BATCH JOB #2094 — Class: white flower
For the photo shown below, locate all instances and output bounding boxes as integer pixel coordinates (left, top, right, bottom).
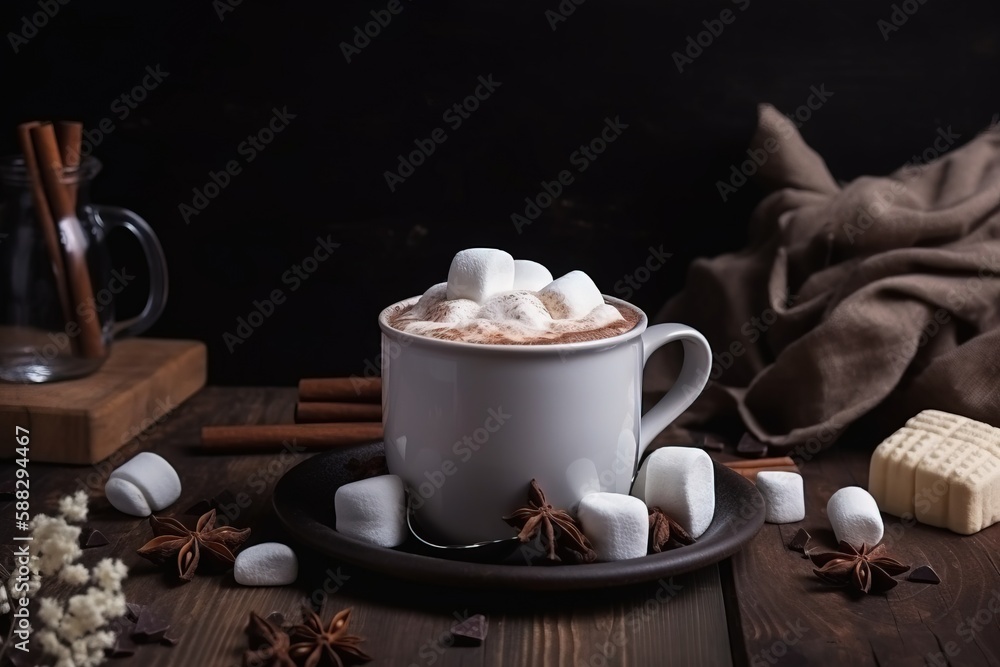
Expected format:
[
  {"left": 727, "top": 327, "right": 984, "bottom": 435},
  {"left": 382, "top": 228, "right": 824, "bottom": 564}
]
[
  {"left": 60, "top": 564, "right": 90, "bottom": 586},
  {"left": 37, "top": 629, "right": 73, "bottom": 667},
  {"left": 38, "top": 597, "right": 66, "bottom": 626},
  {"left": 31, "top": 491, "right": 131, "bottom": 667},
  {"left": 69, "top": 631, "right": 115, "bottom": 667},
  {"left": 58, "top": 490, "right": 90, "bottom": 523},
  {"left": 92, "top": 558, "right": 128, "bottom": 592},
  {"left": 30, "top": 513, "right": 82, "bottom": 576}
]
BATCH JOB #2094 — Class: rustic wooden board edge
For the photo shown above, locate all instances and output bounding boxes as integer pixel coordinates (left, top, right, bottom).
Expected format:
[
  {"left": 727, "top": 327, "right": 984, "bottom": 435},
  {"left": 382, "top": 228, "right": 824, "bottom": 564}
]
[
  {"left": 83, "top": 341, "right": 208, "bottom": 463},
  {"left": 1, "top": 340, "right": 208, "bottom": 464}
]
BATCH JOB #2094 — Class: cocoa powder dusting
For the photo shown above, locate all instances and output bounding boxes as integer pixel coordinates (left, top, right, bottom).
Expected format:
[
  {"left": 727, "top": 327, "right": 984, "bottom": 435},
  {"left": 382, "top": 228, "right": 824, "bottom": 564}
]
[{"left": 388, "top": 301, "right": 640, "bottom": 345}]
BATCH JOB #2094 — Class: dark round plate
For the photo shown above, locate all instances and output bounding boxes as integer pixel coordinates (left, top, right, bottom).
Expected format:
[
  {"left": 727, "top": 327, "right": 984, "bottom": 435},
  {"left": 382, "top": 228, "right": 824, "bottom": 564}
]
[{"left": 273, "top": 442, "right": 765, "bottom": 591}]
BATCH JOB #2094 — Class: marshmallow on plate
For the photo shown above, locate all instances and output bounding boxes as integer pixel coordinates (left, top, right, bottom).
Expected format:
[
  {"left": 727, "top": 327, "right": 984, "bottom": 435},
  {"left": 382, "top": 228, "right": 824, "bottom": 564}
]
[
  {"left": 335, "top": 474, "right": 407, "bottom": 548},
  {"left": 538, "top": 270, "right": 605, "bottom": 319},
  {"left": 104, "top": 452, "right": 182, "bottom": 517},
  {"left": 631, "top": 447, "right": 715, "bottom": 538},
  {"left": 234, "top": 542, "right": 298, "bottom": 586},
  {"left": 512, "top": 260, "right": 554, "bottom": 291},
  {"left": 756, "top": 472, "right": 805, "bottom": 524},
  {"left": 446, "top": 248, "right": 514, "bottom": 303},
  {"left": 827, "top": 486, "right": 883, "bottom": 548},
  {"left": 577, "top": 492, "right": 649, "bottom": 561}
]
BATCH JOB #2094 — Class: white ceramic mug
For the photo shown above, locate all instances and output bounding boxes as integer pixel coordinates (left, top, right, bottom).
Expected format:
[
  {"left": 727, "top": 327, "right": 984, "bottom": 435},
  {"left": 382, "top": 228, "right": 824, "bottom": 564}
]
[{"left": 378, "top": 295, "right": 713, "bottom": 544}]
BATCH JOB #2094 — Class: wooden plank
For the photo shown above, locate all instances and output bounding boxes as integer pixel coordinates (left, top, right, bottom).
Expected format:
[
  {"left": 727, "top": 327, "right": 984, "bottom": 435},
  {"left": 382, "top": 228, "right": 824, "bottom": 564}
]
[
  {"left": 0, "top": 339, "right": 206, "bottom": 463},
  {"left": 0, "top": 387, "right": 733, "bottom": 666},
  {"left": 728, "top": 445, "right": 1000, "bottom": 666}
]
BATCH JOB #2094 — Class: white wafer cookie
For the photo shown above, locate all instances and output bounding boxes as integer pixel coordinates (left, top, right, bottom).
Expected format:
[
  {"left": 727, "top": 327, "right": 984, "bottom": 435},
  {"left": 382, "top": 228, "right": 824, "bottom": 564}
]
[{"left": 869, "top": 410, "right": 1000, "bottom": 535}]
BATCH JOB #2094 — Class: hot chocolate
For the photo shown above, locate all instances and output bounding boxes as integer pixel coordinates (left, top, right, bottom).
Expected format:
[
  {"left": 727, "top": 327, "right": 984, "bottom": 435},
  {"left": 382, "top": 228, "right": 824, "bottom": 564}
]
[{"left": 386, "top": 248, "right": 641, "bottom": 345}]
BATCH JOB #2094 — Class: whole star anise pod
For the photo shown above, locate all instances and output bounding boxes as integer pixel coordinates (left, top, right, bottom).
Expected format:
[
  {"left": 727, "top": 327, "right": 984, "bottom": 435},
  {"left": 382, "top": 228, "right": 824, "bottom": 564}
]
[
  {"left": 136, "top": 509, "right": 250, "bottom": 581},
  {"left": 810, "top": 541, "right": 910, "bottom": 595},
  {"left": 289, "top": 606, "right": 372, "bottom": 667},
  {"left": 244, "top": 612, "right": 297, "bottom": 667},
  {"left": 648, "top": 507, "right": 695, "bottom": 553},
  {"left": 503, "top": 479, "right": 597, "bottom": 564}
]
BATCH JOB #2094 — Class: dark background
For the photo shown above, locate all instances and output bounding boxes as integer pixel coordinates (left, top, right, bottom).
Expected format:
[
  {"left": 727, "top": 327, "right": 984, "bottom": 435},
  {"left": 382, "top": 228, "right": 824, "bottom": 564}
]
[{"left": 2, "top": 0, "right": 999, "bottom": 384}]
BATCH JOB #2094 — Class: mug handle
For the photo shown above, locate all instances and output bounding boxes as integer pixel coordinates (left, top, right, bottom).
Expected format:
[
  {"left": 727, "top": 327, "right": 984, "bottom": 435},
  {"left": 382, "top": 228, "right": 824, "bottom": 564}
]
[
  {"left": 93, "top": 205, "right": 169, "bottom": 338},
  {"left": 637, "top": 323, "right": 713, "bottom": 457}
]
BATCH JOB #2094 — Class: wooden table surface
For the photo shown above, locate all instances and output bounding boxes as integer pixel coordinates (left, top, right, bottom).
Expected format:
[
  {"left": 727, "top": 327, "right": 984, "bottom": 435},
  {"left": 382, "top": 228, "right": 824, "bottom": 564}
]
[{"left": 4, "top": 387, "right": 1000, "bottom": 666}]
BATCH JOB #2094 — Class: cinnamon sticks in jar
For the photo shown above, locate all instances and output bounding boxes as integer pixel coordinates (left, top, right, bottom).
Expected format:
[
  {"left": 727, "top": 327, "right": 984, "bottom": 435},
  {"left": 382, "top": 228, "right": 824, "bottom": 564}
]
[{"left": 16, "top": 120, "right": 105, "bottom": 358}]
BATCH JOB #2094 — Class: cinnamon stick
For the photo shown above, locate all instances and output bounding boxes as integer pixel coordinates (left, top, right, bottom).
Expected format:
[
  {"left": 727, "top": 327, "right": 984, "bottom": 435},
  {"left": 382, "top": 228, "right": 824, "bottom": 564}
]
[
  {"left": 30, "top": 123, "right": 105, "bottom": 358},
  {"left": 298, "top": 377, "right": 381, "bottom": 403},
  {"left": 200, "top": 423, "right": 383, "bottom": 452},
  {"left": 723, "top": 456, "right": 799, "bottom": 482},
  {"left": 55, "top": 121, "right": 83, "bottom": 207},
  {"left": 17, "top": 122, "right": 75, "bottom": 339},
  {"left": 724, "top": 456, "right": 797, "bottom": 470},
  {"left": 295, "top": 401, "right": 382, "bottom": 423}
]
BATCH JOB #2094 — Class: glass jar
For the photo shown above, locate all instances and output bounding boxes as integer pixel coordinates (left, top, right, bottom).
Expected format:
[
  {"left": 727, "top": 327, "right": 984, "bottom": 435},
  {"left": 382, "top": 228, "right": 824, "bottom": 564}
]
[{"left": 0, "top": 156, "right": 167, "bottom": 382}]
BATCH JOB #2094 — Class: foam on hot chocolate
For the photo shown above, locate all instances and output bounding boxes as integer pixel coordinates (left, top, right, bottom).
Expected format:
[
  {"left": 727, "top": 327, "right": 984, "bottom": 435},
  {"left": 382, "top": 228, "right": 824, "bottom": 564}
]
[{"left": 388, "top": 249, "right": 639, "bottom": 344}]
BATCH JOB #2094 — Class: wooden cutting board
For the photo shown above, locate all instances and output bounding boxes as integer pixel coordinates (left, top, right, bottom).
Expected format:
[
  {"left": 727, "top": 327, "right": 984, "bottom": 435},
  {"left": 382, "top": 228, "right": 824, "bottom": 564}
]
[{"left": 0, "top": 338, "right": 206, "bottom": 464}]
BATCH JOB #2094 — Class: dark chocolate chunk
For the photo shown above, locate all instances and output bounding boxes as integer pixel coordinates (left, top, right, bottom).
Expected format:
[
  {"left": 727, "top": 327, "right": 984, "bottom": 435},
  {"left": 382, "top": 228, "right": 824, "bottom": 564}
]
[
  {"left": 79, "top": 527, "right": 109, "bottom": 548},
  {"left": 107, "top": 633, "right": 137, "bottom": 658},
  {"left": 160, "top": 631, "right": 180, "bottom": 647},
  {"left": 788, "top": 528, "right": 811, "bottom": 553},
  {"left": 126, "top": 603, "right": 145, "bottom": 623},
  {"left": 133, "top": 608, "right": 171, "bottom": 643},
  {"left": 907, "top": 565, "right": 940, "bottom": 585},
  {"left": 183, "top": 499, "right": 213, "bottom": 516},
  {"left": 698, "top": 434, "right": 726, "bottom": 452},
  {"left": 451, "top": 614, "right": 488, "bottom": 646},
  {"left": 737, "top": 433, "right": 768, "bottom": 458}
]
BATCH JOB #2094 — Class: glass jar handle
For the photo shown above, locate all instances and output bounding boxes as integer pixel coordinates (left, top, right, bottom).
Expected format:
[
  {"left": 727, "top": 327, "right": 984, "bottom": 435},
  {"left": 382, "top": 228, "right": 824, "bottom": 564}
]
[{"left": 93, "top": 205, "right": 169, "bottom": 338}]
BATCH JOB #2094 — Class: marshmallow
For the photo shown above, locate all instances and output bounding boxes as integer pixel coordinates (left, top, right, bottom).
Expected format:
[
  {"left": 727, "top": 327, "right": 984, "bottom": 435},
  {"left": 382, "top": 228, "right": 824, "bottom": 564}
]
[
  {"left": 512, "top": 260, "right": 554, "bottom": 291},
  {"left": 105, "top": 452, "right": 181, "bottom": 517},
  {"left": 446, "top": 248, "right": 514, "bottom": 303},
  {"left": 477, "top": 292, "right": 553, "bottom": 330},
  {"left": 577, "top": 492, "right": 649, "bottom": 561},
  {"left": 827, "top": 486, "right": 883, "bottom": 548},
  {"left": 538, "top": 270, "right": 605, "bottom": 319},
  {"left": 335, "top": 474, "right": 407, "bottom": 548},
  {"left": 234, "top": 542, "right": 298, "bottom": 586},
  {"left": 756, "top": 472, "right": 805, "bottom": 524},
  {"left": 410, "top": 282, "right": 448, "bottom": 317},
  {"left": 422, "top": 298, "right": 481, "bottom": 325},
  {"left": 631, "top": 447, "right": 715, "bottom": 538}
]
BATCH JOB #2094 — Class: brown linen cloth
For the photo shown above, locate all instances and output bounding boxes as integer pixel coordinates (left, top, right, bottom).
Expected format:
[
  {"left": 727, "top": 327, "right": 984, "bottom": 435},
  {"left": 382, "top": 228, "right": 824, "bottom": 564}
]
[{"left": 645, "top": 104, "right": 1000, "bottom": 452}]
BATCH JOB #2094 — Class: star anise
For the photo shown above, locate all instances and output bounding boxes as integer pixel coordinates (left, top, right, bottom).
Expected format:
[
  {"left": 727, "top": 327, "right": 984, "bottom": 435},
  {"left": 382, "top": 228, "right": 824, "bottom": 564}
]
[
  {"left": 244, "top": 612, "right": 297, "bottom": 667},
  {"left": 502, "top": 479, "right": 597, "bottom": 564},
  {"left": 648, "top": 507, "right": 696, "bottom": 553},
  {"left": 809, "top": 541, "right": 910, "bottom": 595},
  {"left": 289, "top": 606, "right": 372, "bottom": 667},
  {"left": 136, "top": 509, "right": 250, "bottom": 581}
]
